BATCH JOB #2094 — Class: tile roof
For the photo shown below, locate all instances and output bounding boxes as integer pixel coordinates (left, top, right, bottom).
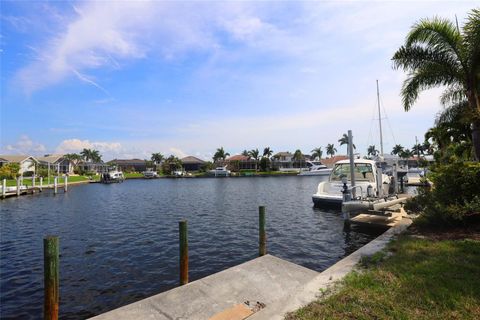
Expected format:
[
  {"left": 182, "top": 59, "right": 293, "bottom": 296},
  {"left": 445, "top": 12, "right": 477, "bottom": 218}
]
[
  {"left": 181, "top": 156, "right": 206, "bottom": 164},
  {"left": 0, "top": 155, "right": 38, "bottom": 163},
  {"left": 226, "top": 155, "right": 250, "bottom": 161},
  {"left": 37, "top": 154, "right": 65, "bottom": 164}
]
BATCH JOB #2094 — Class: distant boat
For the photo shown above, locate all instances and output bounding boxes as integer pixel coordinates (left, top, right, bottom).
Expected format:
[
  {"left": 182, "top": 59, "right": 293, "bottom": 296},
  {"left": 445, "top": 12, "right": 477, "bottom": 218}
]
[
  {"left": 101, "top": 168, "right": 125, "bottom": 183},
  {"left": 208, "top": 166, "right": 231, "bottom": 177},
  {"left": 298, "top": 161, "right": 332, "bottom": 176},
  {"left": 142, "top": 170, "right": 158, "bottom": 179}
]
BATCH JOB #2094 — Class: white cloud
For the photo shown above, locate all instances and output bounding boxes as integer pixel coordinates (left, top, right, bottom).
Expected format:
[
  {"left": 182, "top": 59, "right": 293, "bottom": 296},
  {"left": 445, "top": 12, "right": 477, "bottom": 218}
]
[
  {"left": 3, "top": 135, "right": 46, "bottom": 155},
  {"left": 55, "top": 138, "right": 123, "bottom": 159}
]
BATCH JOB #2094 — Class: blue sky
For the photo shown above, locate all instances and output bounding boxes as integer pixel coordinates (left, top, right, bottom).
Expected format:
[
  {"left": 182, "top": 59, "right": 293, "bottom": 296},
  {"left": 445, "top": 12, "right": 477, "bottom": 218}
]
[{"left": 1, "top": 1, "right": 477, "bottom": 161}]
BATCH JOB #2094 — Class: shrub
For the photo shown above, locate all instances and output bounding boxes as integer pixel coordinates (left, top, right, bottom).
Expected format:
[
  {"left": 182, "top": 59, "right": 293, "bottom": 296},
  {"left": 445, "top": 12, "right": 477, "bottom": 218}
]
[
  {"left": 0, "top": 163, "right": 20, "bottom": 179},
  {"left": 405, "top": 161, "right": 480, "bottom": 227}
]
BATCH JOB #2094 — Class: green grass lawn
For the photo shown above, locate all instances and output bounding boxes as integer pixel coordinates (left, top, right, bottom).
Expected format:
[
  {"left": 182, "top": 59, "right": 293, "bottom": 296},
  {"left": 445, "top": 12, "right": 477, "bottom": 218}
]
[
  {"left": 4, "top": 175, "right": 97, "bottom": 187},
  {"left": 124, "top": 172, "right": 144, "bottom": 178},
  {"left": 287, "top": 235, "right": 480, "bottom": 320}
]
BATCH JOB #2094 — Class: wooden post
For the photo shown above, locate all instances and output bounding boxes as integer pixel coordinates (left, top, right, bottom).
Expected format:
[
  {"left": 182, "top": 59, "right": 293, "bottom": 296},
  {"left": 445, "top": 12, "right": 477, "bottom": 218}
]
[
  {"left": 16, "top": 177, "right": 21, "bottom": 196},
  {"left": 2, "top": 179, "right": 6, "bottom": 199},
  {"left": 259, "top": 206, "right": 266, "bottom": 256},
  {"left": 64, "top": 176, "right": 68, "bottom": 193},
  {"left": 54, "top": 177, "right": 58, "bottom": 195},
  {"left": 44, "top": 236, "right": 59, "bottom": 320},
  {"left": 40, "top": 177, "right": 43, "bottom": 192},
  {"left": 179, "top": 220, "right": 188, "bottom": 285}
]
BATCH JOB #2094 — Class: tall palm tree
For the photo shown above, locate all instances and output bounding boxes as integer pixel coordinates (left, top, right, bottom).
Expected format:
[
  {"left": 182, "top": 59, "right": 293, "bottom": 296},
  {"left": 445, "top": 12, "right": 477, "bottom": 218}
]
[
  {"left": 367, "top": 145, "right": 378, "bottom": 158},
  {"left": 338, "top": 133, "right": 356, "bottom": 155},
  {"left": 248, "top": 149, "right": 260, "bottom": 171},
  {"left": 311, "top": 147, "right": 323, "bottom": 160},
  {"left": 90, "top": 150, "right": 102, "bottom": 163},
  {"left": 392, "top": 9, "right": 480, "bottom": 160},
  {"left": 412, "top": 143, "right": 424, "bottom": 156},
  {"left": 262, "top": 147, "right": 273, "bottom": 158},
  {"left": 64, "top": 153, "right": 82, "bottom": 172},
  {"left": 326, "top": 144, "right": 337, "bottom": 158},
  {"left": 80, "top": 148, "right": 94, "bottom": 162},
  {"left": 241, "top": 150, "right": 249, "bottom": 157},
  {"left": 213, "top": 147, "right": 230, "bottom": 163},
  {"left": 151, "top": 153, "right": 164, "bottom": 165},
  {"left": 400, "top": 149, "right": 414, "bottom": 159},
  {"left": 391, "top": 144, "right": 404, "bottom": 155}
]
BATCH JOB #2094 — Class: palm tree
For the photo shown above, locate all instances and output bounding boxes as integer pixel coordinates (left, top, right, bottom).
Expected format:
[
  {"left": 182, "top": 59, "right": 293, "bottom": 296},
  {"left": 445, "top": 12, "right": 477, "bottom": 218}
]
[
  {"left": 262, "top": 147, "right": 273, "bottom": 158},
  {"left": 367, "top": 145, "right": 378, "bottom": 158},
  {"left": 162, "top": 155, "right": 182, "bottom": 175},
  {"left": 241, "top": 150, "right": 249, "bottom": 157},
  {"left": 213, "top": 147, "right": 230, "bottom": 163},
  {"left": 151, "top": 153, "right": 164, "bottom": 165},
  {"left": 80, "top": 148, "right": 93, "bottom": 162},
  {"left": 90, "top": 150, "right": 102, "bottom": 163},
  {"left": 338, "top": 133, "right": 356, "bottom": 155},
  {"left": 326, "top": 144, "right": 337, "bottom": 158},
  {"left": 392, "top": 9, "right": 480, "bottom": 160},
  {"left": 412, "top": 143, "right": 424, "bottom": 156},
  {"left": 64, "top": 153, "right": 82, "bottom": 172},
  {"left": 311, "top": 147, "right": 323, "bottom": 160},
  {"left": 400, "top": 149, "right": 414, "bottom": 159},
  {"left": 391, "top": 144, "right": 404, "bottom": 155},
  {"left": 248, "top": 149, "right": 260, "bottom": 171}
]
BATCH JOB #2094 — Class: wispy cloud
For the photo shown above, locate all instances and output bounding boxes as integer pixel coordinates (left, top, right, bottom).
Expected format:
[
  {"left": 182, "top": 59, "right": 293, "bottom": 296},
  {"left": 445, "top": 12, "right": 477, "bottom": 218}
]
[{"left": 2, "top": 135, "right": 46, "bottom": 155}]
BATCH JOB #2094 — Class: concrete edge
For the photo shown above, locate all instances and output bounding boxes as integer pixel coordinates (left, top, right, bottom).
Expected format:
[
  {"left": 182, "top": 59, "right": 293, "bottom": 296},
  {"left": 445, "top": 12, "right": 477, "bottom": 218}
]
[{"left": 250, "top": 217, "right": 413, "bottom": 319}]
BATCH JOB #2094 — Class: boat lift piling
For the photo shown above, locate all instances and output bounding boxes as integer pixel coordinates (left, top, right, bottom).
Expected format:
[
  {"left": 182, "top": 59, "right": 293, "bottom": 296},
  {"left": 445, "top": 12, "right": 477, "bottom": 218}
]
[
  {"left": 2, "top": 179, "right": 6, "bottom": 199},
  {"left": 16, "top": 178, "right": 21, "bottom": 196},
  {"left": 64, "top": 176, "right": 68, "bottom": 193},
  {"left": 54, "top": 177, "right": 58, "bottom": 195}
]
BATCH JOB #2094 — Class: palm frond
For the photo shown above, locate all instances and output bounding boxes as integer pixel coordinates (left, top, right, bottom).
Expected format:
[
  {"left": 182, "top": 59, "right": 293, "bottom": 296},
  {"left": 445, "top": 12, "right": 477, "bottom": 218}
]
[
  {"left": 462, "top": 8, "right": 480, "bottom": 81},
  {"left": 401, "top": 63, "right": 461, "bottom": 110},
  {"left": 440, "top": 85, "right": 467, "bottom": 106},
  {"left": 406, "top": 17, "right": 462, "bottom": 59},
  {"left": 392, "top": 44, "right": 462, "bottom": 73},
  {"left": 435, "top": 101, "right": 470, "bottom": 125}
]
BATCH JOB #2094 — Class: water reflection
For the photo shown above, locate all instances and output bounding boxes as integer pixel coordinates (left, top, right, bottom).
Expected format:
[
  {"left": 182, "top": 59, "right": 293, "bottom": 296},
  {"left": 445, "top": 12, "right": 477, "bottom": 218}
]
[{"left": 1, "top": 176, "right": 384, "bottom": 319}]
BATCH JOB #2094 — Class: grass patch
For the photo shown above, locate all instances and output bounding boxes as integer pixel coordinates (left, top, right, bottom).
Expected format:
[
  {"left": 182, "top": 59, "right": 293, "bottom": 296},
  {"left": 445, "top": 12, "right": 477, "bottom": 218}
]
[
  {"left": 124, "top": 172, "right": 144, "bottom": 178},
  {"left": 4, "top": 175, "right": 97, "bottom": 186},
  {"left": 286, "top": 235, "right": 480, "bottom": 320}
]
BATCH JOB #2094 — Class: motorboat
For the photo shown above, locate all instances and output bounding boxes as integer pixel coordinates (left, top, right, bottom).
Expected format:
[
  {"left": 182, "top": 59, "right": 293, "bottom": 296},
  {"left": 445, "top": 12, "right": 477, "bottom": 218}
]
[
  {"left": 312, "top": 159, "right": 392, "bottom": 207},
  {"left": 208, "top": 166, "right": 231, "bottom": 177},
  {"left": 101, "top": 168, "right": 125, "bottom": 183},
  {"left": 298, "top": 161, "right": 332, "bottom": 176},
  {"left": 142, "top": 170, "right": 158, "bottom": 178}
]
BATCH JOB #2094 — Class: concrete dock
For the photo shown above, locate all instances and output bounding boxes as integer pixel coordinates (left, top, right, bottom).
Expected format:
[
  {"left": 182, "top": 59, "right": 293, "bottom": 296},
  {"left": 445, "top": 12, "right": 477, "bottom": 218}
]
[
  {"left": 90, "top": 218, "right": 412, "bottom": 320},
  {"left": 90, "top": 255, "right": 319, "bottom": 320}
]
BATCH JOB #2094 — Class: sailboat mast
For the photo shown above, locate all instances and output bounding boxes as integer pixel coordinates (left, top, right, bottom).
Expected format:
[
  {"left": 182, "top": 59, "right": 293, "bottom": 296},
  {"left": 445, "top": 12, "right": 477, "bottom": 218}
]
[{"left": 376, "top": 80, "right": 384, "bottom": 157}]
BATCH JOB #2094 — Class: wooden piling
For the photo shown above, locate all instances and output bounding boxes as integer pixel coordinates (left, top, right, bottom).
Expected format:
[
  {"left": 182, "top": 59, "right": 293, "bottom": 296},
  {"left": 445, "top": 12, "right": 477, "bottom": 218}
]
[
  {"left": 16, "top": 177, "right": 20, "bottom": 196},
  {"left": 54, "top": 177, "right": 58, "bottom": 195},
  {"left": 64, "top": 176, "right": 68, "bottom": 193},
  {"left": 40, "top": 177, "right": 43, "bottom": 192},
  {"left": 179, "top": 220, "right": 188, "bottom": 285},
  {"left": 2, "top": 179, "right": 5, "bottom": 199},
  {"left": 259, "top": 206, "right": 266, "bottom": 256},
  {"left": 44, "top": 236, "right": 59, "bottom": 320}
]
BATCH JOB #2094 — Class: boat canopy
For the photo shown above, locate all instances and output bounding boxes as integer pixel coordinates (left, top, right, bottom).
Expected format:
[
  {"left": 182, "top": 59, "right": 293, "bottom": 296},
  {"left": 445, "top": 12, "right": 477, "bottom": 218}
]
[{"left": 330, "top": 162, "right": 375, "bottom": 183}]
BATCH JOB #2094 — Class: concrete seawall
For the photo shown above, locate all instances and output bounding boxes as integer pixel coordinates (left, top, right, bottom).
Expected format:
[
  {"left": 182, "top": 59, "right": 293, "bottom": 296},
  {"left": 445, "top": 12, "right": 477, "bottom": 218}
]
[{"left": 91, "top": 218, "right": 411, "bottom": 320}]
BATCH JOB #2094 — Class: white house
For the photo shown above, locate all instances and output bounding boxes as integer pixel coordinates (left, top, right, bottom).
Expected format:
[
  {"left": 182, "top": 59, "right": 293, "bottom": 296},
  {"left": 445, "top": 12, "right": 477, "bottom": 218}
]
[
  {"left": 38, "top": 154, "right": 74, "bottom": 174},
  {"left": 0, "top": 155, "right": 38, "bottom": 175}
]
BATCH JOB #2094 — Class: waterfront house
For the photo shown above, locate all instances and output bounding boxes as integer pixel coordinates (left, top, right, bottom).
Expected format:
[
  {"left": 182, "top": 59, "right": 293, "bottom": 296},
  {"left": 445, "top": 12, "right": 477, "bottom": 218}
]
[
  {"left": 224, "top": 155, "right": 256, "bottom": 171},
  {"left": 0, "top": 155, "right": 38, "bottom": 175},
  {"left": 181, "top": 156, "right": 205, "bottom": 172},
  {"left": 38, "top": 154, "right": 74, "bottom": 174},
  {"left": 109, "top": 159, "right": 147, "bottom": 172},
  {"left": 321, "top": 155, "right": 349, "bottom": 168},
  {"left": 77, "top": 161, "right": 109, "bottom": 174}
]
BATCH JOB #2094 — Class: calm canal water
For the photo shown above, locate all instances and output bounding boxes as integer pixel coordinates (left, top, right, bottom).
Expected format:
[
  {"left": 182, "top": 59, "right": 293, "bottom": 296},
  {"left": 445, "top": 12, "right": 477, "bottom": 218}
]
[{"left": 1, "top": 176, "right": 384, "bottom": 319}]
